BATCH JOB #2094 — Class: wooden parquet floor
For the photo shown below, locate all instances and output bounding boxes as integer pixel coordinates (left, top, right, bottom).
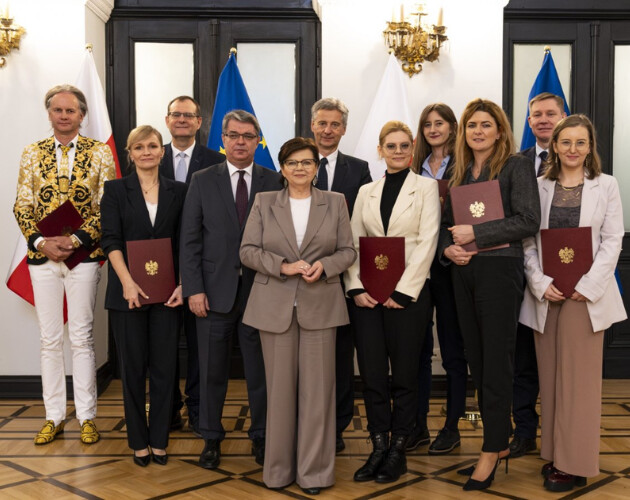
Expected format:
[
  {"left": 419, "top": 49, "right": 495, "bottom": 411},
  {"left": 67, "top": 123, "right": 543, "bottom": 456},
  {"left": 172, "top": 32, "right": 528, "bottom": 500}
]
[{"left": 1, "top": 380, "right": 630, "bottom": 499}]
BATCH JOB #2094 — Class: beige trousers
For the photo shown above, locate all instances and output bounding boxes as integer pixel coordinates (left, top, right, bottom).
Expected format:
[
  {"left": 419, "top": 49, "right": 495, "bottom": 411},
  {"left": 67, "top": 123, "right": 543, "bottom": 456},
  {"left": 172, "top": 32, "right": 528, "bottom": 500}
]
[
  {"left": 534, "top": 299, "right": 604, "bottom": 478},
  {"left": 259, "top": 309, "right": 336, "bottom": 489}
]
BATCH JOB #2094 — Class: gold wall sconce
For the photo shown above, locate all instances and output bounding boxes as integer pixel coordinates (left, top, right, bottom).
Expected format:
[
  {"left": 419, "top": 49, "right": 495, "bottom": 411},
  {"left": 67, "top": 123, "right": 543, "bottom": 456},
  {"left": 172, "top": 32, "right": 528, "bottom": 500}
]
[
  {"left": 384, "top": 4, "right": 447, "bottom": 77},
  {"left": 0, "top": 5, "right": 25, "bottom": 68}
]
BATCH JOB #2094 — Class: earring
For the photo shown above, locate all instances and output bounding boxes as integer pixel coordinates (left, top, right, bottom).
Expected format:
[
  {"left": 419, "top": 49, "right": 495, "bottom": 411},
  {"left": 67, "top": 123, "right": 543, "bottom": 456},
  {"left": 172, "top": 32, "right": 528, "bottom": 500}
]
[
  {"left": 283, "top": 177, "right": 288, "bottom": 188},
  {"left": 584, "top": 153, "right": 592, "bottom": 170},
  {"left": 312, "top": 175, "right": 318, "bottom": 187}
]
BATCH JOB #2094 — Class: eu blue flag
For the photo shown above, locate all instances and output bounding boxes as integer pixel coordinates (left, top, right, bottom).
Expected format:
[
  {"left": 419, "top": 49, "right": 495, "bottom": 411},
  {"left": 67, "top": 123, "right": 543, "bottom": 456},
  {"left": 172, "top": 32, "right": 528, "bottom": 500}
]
[
  {"left": 208, "top": 52, "right": 276, "bottom": 170},
  {"left": 520, "top": 49, "right": 571, "bottom": 150}
]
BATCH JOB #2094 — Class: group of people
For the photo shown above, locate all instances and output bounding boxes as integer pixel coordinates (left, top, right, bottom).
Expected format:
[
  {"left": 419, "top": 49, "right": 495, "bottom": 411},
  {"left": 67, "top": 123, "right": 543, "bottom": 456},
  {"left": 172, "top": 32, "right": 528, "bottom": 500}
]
[{"left": 13, "top": 84, "right": 625, "bottom": 495}]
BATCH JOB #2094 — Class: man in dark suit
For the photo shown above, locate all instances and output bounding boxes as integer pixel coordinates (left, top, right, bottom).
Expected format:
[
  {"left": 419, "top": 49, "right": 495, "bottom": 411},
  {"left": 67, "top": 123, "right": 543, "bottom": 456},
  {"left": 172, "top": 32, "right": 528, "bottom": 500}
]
[
  {"left": 180, "top": 110, "right": 280, "bottom": 470},
  {"left": 311, "top": 97, "right": 372, "bottom": 452},
  {"left": 160, "top": 96, "right": 225, "bottom": 436},
  {"left": 511, "top": 92, "right": 566, "bottom": 458}
]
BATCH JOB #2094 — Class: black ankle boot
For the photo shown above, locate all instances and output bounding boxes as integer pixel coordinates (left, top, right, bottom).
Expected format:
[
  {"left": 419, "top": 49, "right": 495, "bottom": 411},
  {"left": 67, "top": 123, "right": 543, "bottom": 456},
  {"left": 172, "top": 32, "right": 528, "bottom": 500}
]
[
  {"left": 354, "top": 432, "right": 389, "bottom": 482},
  {"left": 375, "top": 434, "right": 408, "bottom": 483}
]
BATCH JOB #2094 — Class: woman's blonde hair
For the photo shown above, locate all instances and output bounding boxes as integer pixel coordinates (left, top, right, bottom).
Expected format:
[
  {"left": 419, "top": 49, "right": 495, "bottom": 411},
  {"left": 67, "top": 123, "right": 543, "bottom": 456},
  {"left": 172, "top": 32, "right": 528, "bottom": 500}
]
[
  {"left": 450, "top": 99, "right": 515, "bottom": 187},
  {"left": 125, "top": 125, "right": 163, "bottom": 172}
]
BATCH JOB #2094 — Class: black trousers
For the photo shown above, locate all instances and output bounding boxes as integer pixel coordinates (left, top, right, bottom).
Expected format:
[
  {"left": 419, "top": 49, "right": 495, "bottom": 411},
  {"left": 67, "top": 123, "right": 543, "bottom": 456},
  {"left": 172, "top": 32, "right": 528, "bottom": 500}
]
[
  {"left": 172, "top": 305, "right": 200, "bottom": 420},
  {"left": 350, "top": 286, "right": 431, "bottom": 436},
  {"left": 512, "top": 321, "right": 539, "bottom": 439},
  {"left": 417, "top": 261, "right": 468, "bottom": 431},
  {"left": 335, "top": 299, "right": 355, "bottom": 436},
  {"left": 196, "top": 283, "right": 266, "bottom": 441},
  {"left": 110, "top": 306, "right": 179, "bottom": 450},
  {"left": 451, "top": 256, "right": 522, "bottom": 452}
]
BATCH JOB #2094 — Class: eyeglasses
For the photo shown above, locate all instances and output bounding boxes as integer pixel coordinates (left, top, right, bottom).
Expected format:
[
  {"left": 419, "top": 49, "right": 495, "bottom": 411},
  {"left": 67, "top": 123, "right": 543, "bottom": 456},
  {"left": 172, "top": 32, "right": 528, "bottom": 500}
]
[
  {"left": 313, "top": 121, "right": 344, "bottom": 131},
  {"left": 556, "top": 139, "right": 590, "bottom": 152},
  {"left": 383, "top": 142, "right": 412, "bottom": 153},
  {"left": 223, "top": 132, "right": 259, "bottom": 141},
  {"left": 283, "top": 159, "right": 318, "bottom": 169},
  {"left": 168, "top": 112, "right": 200, "bottom": 119}
]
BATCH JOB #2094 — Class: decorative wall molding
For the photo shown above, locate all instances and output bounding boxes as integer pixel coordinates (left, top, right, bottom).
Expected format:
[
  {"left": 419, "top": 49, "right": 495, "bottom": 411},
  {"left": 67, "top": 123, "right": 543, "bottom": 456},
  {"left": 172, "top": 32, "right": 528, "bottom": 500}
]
[{"left": 85, "top": 0, "right": 114, "bottom": 23}]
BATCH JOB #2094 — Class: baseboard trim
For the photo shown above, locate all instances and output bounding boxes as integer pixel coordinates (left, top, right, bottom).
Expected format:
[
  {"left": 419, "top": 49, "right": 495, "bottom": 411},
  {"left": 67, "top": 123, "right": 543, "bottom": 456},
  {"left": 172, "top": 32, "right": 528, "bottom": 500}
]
[{"left": 0, "top": 363, "right": 113, "bottom": 399}]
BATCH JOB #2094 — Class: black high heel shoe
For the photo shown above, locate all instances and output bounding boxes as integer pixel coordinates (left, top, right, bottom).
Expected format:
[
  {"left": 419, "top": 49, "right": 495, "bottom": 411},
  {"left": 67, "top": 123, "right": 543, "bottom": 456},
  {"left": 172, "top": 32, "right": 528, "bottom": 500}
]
[
  {"left": 462, "top": 456, "right": 508, "bottom": 491},
  {"left": 152, "top": 451, "right": 168, "bottom": 465},
  {"left": 133, "top": 450, "right": 151, "bottom": 467}
]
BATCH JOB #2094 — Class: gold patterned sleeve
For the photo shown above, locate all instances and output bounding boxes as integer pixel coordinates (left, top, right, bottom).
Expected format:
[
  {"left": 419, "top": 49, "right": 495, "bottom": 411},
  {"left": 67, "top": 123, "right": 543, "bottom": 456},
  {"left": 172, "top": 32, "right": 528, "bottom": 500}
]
[
  {"left": 75, "top": 142, "right": 115, "bottom": 247},
  {"left": 13, "top": 144, "right": 42, "bottom": 251}
]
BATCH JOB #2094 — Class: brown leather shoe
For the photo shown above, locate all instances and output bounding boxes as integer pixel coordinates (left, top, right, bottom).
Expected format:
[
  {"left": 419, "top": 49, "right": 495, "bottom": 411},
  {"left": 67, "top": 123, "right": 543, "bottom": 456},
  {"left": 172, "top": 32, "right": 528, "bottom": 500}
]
[
  {"left": 544, "top": 470, "right": 587, "bottom": 492},
  {"left": 34, "top": 420, "right": 64, "bottom": 445}
]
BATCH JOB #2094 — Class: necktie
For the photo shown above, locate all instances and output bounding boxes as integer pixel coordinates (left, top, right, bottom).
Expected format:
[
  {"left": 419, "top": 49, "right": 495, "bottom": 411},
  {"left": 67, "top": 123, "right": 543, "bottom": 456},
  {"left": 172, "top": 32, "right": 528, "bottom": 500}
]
[
  {"left": 58, "top": 144, "right": 72, "bottom": 201},
  {"left": 236, "top": 170, "right": 248, "bottom": 226},
  {"left": 175, "top": 152, "right": 187, "bottom": 182},
  {"left": 316, "top": 157, "right": 329, "bottom": 190},
  {"left": 537, "top": 150, "right": 548, "bottom": 177}
]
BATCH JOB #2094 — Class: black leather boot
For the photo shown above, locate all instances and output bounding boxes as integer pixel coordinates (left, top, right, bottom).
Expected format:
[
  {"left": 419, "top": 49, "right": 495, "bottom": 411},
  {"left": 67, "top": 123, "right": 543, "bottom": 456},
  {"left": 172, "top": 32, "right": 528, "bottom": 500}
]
[
  {"left": 375, "top": 434, "right": 408, "bottom": 483},
  {"left": 353, "top": 432, "right": 389, "bottom": 482}
]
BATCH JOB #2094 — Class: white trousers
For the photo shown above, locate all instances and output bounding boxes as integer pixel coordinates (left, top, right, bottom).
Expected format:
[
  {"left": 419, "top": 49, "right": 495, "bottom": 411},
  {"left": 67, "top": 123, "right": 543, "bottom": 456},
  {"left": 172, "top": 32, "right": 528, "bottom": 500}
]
[{"left": 29, "top": 261, "right": 100, "bottom": 425}]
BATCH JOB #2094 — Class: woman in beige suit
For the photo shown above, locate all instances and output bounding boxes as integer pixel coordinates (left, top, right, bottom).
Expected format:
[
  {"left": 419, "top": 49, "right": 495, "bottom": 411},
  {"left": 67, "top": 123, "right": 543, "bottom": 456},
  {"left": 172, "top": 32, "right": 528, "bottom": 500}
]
[
  {"left": 240, "top": 137, "right": 356, "bottom": 495},
  {"left": 345, "top": 121, "right": 440, "bottom": 484},
  {"left": 520, "top": 115, "right": 626, "bottom": 493}
]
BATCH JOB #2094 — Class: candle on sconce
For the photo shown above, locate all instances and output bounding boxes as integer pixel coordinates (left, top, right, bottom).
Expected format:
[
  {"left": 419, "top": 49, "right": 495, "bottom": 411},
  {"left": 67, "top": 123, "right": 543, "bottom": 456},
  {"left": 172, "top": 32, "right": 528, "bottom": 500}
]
[
  {"left": 3, "top": 2, "right": 10, "bottom": 19},
  {"left": 437, "top": 7, "right": 443, "bottom": 26},
  {"left": 400, "top": 4, "right": 404, "bottom": 22}
]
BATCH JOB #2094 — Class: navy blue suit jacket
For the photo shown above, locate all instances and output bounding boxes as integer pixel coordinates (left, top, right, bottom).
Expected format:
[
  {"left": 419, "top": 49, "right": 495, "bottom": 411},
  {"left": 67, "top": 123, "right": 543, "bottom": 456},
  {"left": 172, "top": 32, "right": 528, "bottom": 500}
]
[
  {"left": 160, "top": 143, "right": 225, "bottom": 184},
  {"left": 330, "top": 151, "right": 371, "bottom": 217}
]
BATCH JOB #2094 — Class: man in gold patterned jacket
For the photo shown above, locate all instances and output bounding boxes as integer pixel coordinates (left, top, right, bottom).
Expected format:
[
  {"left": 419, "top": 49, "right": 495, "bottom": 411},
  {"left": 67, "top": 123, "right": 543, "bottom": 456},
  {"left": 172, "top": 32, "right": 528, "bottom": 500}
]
[{"left": 13, "top": 84, "right": 115, "bottom": 445}]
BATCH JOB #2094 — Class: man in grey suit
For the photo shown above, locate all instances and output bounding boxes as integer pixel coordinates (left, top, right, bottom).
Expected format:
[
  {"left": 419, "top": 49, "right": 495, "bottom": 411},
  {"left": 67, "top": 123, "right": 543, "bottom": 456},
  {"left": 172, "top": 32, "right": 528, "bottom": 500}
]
[
  {"left": 160, "top": 95, "right": 225, "bottom": 436},
  {"left": 311, "top": 97, "right": 372, "bottom": 452},
  {"left": 511, "top": 92, "right": 566, "bottom": 458},
  {"left": 180, "top": 110, "right": 280, "bottom": 469}
]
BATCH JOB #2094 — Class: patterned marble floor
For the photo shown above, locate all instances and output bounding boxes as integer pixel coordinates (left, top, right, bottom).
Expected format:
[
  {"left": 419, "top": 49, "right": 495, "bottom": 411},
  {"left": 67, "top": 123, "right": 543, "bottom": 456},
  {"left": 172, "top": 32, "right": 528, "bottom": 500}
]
[{"left": 0, "top": 379, "right": 629, "bottom": 499}]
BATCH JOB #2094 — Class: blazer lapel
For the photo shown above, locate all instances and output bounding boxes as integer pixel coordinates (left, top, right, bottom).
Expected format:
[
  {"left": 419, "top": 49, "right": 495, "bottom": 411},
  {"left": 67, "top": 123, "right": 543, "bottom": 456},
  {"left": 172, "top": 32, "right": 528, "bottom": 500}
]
[
  {"left": 126, "top": 173, "right": 154, "bottom": 234},
  {"left": 68, "top": 136, "right": 92, "bottom": 200},
  {"left": 270, "top": 189, "right": 301, "bottom": 258},
  {"left": 216, "top": 163, "right": 240, "bottom": 228},
  {"left": 578, "top": 175, "right": 600, "bottom": 227},
  {"left": 161, "top": 144, "right": 175, "bottom": 179},
  {"left": 387, "top": 171, "right": 416, "bottom": 232},
  {"left": 154, "top": 176, "right": 175, "bottom": 233},
  {"left": 38, "top": 137, "right": 59, "bottom": 199},
  {"left": 367, "top": 179, "right": 386, "bottom": 235},
  {"left": 539, "top": 179, "right": 554, "bottom": 230},
  {"left": 300, "top": 188, "right": 328, "bottom": 252},
  {"left": 187, "top": 144, "right": 202, "bottom": 182},
  {"left": 330, "top": 152, "right": 348, "bottom": 192}
]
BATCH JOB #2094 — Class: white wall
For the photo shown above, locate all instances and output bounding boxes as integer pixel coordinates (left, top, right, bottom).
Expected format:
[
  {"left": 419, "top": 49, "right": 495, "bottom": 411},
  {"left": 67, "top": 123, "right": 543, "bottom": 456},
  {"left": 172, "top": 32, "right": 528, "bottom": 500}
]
[
  {"left": 0, "top": 0, "right": 111, "bottom": 375},
  {"left": 319, "top": 0, "right": 508, "bottom": 154}
]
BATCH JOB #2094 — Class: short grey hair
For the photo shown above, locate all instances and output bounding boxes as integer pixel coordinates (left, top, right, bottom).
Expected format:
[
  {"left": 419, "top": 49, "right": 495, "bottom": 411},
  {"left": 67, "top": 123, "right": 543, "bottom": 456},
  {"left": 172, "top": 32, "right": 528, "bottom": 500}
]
[
  {"left": 311, "top": 98, "right": 349, "bottom": 127},
  {"left": 44, "top": 84, "right": 88, "bottom": 116},
  {"left": 222, "top": 109, "right": 260, "bottom": 136}
]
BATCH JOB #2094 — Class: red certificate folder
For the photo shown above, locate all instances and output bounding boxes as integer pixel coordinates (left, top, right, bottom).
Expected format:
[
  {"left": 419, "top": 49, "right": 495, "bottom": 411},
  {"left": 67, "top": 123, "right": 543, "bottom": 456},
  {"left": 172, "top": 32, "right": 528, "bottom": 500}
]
[
  {"left": 126, "top": 238, "right": 176, "bottom": 305},
  {"left": 359, "top": 236, "right": 405, "bottom": 304},
  {"left": 540, "top": 227, "right": 593, "bottom": 297},
  {"left": 36, "top": 200, "right": 97, "bottom": 270},
  {"left": 437, "top": 179, "right": 449, "bottom": 214},
  {"left": 450, "top": 179, "right": 509, "bottom": 252}
]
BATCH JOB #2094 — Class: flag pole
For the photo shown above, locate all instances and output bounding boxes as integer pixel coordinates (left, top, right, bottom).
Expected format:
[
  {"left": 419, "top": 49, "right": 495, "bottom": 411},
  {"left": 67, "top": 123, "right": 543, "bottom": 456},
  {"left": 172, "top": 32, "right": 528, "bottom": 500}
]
[{"left": 86, "top": 43, "right": 93, "bottom": 52}]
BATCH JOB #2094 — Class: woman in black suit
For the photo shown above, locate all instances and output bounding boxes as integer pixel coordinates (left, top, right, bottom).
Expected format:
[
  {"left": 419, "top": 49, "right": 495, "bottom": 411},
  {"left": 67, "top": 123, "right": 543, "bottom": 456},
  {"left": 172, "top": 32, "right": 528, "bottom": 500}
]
[
  {"left": 439, "top": 99, "right": 540, "bottom": 490},
  {"left": 101, "top": 125, "right": 188, "bottom": 466},
  {"left": 407, "top": 104, "right": 467, "bottom": 455}
]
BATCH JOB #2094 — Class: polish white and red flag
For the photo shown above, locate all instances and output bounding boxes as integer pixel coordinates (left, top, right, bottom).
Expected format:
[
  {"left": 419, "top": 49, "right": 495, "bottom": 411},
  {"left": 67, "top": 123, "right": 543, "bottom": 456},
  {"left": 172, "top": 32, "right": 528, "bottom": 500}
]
[{"left": 6, "top": 46, "right": 121, "bottom": 305}]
